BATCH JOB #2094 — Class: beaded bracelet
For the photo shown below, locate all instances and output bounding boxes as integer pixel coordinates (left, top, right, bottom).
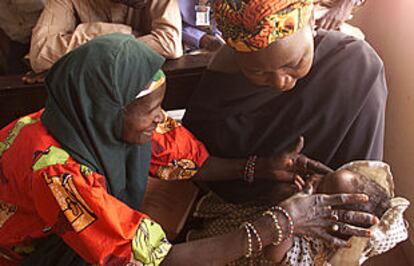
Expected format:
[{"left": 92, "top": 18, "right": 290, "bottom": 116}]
[
  {"left": 271, "top": 206, "right": 294, "bottom": 239},
  {"left": 245, "top": 222, "right": 263, "bottom": 253},
  {"left": 243, "top": 155, "right": 257, "bottom": 184},
  {"left": 240, "top": 221, "right": 263, "bottom": 258},
  {"left": 263, "top": 210, "right": 284, "bottom": 246},
  {"left": 241, "top": 223, "right": 253, "bottom": 258}
]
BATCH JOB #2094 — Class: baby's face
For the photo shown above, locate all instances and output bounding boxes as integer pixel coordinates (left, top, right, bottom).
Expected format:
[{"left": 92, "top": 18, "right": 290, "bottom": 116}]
[{"left": 317, "top": 170, "right": 391, "bottom": 218}]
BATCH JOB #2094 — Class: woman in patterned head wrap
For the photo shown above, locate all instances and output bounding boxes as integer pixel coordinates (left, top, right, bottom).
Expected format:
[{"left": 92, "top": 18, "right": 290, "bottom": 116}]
[
  {"left": 214, "top": 0, "right": 313, "bottom": 52},
  {"left": 183, "top": 0, "right": 387, "bottom": 201},
  {"left": 183, "top": 0, "right": 389, "bottom": 264}
]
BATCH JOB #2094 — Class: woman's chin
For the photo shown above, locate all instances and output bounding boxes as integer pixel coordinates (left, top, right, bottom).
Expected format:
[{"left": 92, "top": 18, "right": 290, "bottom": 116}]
[{"left": 137, "top": 131, "right": 153, "bottom": 144}]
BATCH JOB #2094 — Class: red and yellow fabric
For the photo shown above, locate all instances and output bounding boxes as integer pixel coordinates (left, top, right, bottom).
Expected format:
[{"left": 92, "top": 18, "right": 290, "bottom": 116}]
[
  {"left": 150, "top": 112, "right": 209, "bottom": 180},
  {"left": 0, "top": 109, "right": 208, "bottom": 265},
  {"left": 214, "top": 0, "right": 313, "bottom": 52}
]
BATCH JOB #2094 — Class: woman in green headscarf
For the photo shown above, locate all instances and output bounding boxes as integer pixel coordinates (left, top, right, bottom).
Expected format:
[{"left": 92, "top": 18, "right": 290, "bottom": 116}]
[{"left": 0, "top": 33, "right": 377, "bottom": 266}]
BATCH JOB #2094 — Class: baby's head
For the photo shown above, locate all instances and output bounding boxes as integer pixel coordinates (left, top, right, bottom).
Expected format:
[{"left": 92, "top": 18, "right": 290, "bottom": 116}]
[{"left": 317, "top": 169, "right": 391, "bottom": 218}]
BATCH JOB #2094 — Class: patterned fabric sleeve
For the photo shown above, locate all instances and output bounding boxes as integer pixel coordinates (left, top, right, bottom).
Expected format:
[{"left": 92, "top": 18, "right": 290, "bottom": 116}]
[
  {"left": 281, "top": 236, "right": 329, "bottom": 266},
  {"left": 31, "top": 151, "right": 171, "bottom": 265},
  {"left": 150, "top": 114, "right": 209, "bottom": 180}
]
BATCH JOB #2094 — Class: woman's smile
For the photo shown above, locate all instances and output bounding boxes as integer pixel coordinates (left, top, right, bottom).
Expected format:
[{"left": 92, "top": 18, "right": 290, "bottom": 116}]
[{"left": 143, "top": 126, "right": 156, "bottom": 136}]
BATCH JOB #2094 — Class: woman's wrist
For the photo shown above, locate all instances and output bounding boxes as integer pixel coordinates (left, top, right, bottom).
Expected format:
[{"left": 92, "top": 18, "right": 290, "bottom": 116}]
[
  {"left": 274, "top": 202, "right": 295, "bottom": 236},
  {"left": 251, "top": 156, "right": 268, "bottom": 181},
  {"left": 243, "top": 155, "right": 258, "bottom": 183},
  {"left": 256, "top": 208, "right": 291, "bottom": 244},
  {"left": 254, "top": 214, "right": 281, "bottom": 245}
]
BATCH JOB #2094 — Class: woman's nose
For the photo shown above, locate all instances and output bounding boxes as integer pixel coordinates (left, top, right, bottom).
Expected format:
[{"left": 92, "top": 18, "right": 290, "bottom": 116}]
[{"left": 269, "top": 73, "right": 296, "bottom": 91}]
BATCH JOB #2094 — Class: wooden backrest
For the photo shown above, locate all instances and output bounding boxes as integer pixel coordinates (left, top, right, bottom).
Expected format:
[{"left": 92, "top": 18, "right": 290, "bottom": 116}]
[{"left": 0, "top": 52, "right": 213, "bottom": 128}]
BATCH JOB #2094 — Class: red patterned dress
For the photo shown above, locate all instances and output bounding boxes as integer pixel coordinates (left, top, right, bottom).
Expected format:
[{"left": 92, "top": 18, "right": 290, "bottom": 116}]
[{"left": 0, "top": 109, "right": 208, "bottom": 265}]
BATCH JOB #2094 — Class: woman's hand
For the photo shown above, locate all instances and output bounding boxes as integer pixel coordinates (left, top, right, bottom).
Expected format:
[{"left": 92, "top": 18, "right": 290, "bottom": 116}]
[
  {"left": 22, "top": 71, "right": 47, "bottom": 84},
  {"left": 200, "top": 34, "right": 224, "bottom": 51},
  {"left": 256, "top": 136, "right": 333, "bottom": 190},
  {"left": 278, "top": 192, "right": 379, "bottom": 248},
  {"left": 316, "top": 0, "right": 355, "bottom": 30}
]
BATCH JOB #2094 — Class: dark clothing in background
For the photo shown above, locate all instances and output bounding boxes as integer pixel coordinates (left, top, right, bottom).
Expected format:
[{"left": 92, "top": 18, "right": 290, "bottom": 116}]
[
  {"left": 183, "top": 30, "right": 388, "bottom": 203},
  {"left": 5, "top": 41, "right": 30, "bottom": 75},
  {"left": 0, "top": 30, "right": 30, "bottom": 75}
]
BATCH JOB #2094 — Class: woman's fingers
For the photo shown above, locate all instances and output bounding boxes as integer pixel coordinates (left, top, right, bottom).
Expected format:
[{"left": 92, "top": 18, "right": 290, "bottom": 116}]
[
  {"left": 331, "top": 19, "right": 341, "bottom": 30},
  {"left": 333, "top": 209, "right": 379, "bottom": 226},
  {"left": 318, "top": 206, "right": 334, "bottom": 219},
  {"left": 271, "top": 170, "right": 298, "bottom": 182},
  {"left": 22, "top": 71, "right": 46, "bottom": 84},
  {"left": 316, "top": 17, "right": 328, "bottom": 30},
  {"left": 330, "top": 222, "right": 371, "bottom": 237},
  {"left": 294, "top": 179, "right": 303, "bottom": 191},
  {"left": 307, "top": 158, "right": 333, "bottom": 174},
  {"left": 295, "top": 155, "right": 333, "bottom": 175},
  {"left": 324, "top": 17, "right": 334, "bottom": 30},
  {"left": 284, "top": 137, "right": 333, "bottom": 176},
  {"left": 329, "top": 16, "right": 341, "bottom": 30},
  {"left": 316, "top": 193, "right": 369, "bottom": 206},
  {"left": 289, "top": 136, "right": 304, "bottom": 155},
  {"left": 295, "top": 175, "right": 306, "bottom": 191},
  {"left": 313, "top": 230, "right": 349, "bottom": 248},
  {"left": 270, "top": 172, "right": 305, "bottom": 191},
  {"left": 318, "top": 12, "right": 335, "bottom": 30}
]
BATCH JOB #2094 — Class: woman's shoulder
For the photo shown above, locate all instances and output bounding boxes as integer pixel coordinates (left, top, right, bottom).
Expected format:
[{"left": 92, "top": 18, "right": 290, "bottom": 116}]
[
  {"left": 0, "top": 110, "right": 60, "bottom": 173},
  {"left": 315, "top": 30, "right": 383, "bottom": 70},
  {"left": 31, "top": 146, "right": 105, "bottom": 190},
  {"left": 0, "top": 111, "right": 101, "bottom": 186},
  {"left": 29, "top": 143, "right": 98, "bottom": 180},
  {"left": 1, "top": 110, "right": 63, "bottom": 159},
  {"left": 208, "top": 46, "right": 240, "bottom": 73}
]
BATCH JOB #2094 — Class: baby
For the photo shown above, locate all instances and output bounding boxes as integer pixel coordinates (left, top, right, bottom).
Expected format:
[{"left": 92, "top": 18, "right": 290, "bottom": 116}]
[
  {"left": 265, "top": 161, "right": 409, "bottom": 266},
  {"left": 318, "top": 170, "right": 390, "bottom": 220}
]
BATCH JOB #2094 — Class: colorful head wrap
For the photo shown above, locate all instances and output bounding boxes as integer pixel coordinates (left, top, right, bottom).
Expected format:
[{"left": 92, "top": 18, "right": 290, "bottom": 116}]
[
  {"left": 214, "top": 0, "right": 313, "bottom": 52},
  {"left": 136, "top": 70, "right": 166, "bottom": 99}
]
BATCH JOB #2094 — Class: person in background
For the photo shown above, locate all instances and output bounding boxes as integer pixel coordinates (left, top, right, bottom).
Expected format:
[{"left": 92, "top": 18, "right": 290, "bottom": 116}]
[
  {"left": 29, "top": 0, "right": 183, "bottom": 74},
  {"left": 315, "top": 0, "right": 367, "bottom": 39},
  {"left": 0, "top": 0, "right": 45, "bottom": 75},
  {"left": 178, "top": 0, "right": 224, "bottom": 52}
]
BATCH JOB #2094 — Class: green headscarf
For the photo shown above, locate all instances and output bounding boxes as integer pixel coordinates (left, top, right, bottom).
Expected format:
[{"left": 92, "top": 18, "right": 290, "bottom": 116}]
[{"left": 42, "top": 33, "right": 165, "bottom": 209}]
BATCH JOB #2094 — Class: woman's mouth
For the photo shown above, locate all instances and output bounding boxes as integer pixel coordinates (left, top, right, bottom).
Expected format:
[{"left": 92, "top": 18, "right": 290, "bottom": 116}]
[{"left": 143, "top": 127, "right": 156, "bottom": 136}]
